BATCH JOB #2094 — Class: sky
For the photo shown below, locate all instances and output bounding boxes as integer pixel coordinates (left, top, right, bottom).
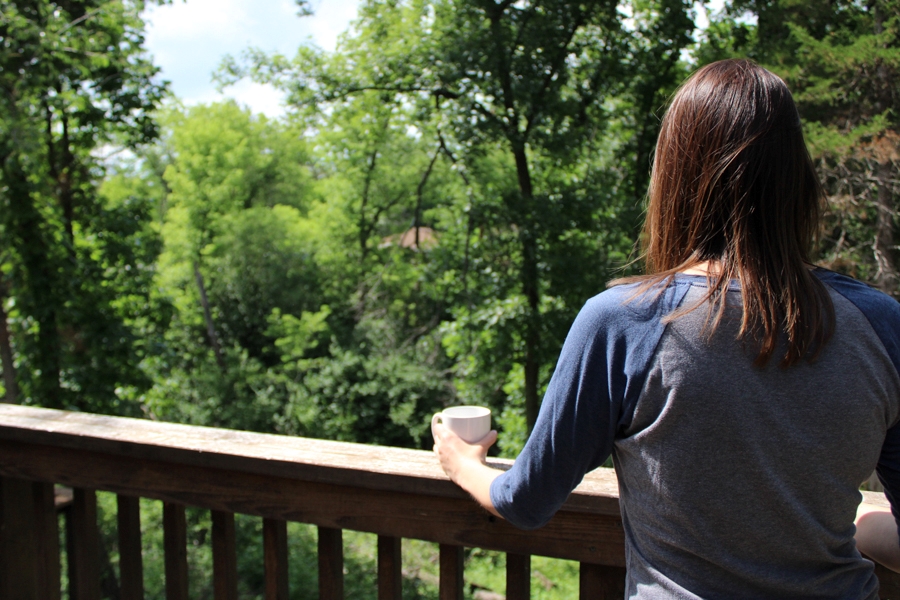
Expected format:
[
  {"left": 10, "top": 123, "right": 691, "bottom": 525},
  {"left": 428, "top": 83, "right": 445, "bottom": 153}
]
[
  {"left": 142, "top": 0, "right": 727, "bottom": 119},
  {"left": 142, "top": 0, "right": 360, "bottom": 118}
]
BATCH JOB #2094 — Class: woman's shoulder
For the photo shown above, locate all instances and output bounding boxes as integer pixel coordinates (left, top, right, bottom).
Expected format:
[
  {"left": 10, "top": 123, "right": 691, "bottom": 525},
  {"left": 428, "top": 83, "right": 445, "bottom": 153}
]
[
  {"left": 580, "top": 276, "right": 695, "bottom": 328},
  {"left": 815, "top": 268, "right": 900, "bottom": 317},
  {"left": 815, "top": 268, "right": 900, "bottom": 370}
]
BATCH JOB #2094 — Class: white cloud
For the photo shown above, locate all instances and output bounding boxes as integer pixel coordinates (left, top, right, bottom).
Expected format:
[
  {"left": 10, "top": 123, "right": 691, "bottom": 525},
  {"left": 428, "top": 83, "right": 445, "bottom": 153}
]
[{"left": 143, "top": 0, "right": 359, "bottom": 118}]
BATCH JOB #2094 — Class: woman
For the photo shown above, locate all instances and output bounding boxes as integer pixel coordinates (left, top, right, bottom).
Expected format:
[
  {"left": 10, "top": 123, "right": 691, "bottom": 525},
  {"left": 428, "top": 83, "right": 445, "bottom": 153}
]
[{"left": 433, "top": 59, "right": 900, "bottom": 598}]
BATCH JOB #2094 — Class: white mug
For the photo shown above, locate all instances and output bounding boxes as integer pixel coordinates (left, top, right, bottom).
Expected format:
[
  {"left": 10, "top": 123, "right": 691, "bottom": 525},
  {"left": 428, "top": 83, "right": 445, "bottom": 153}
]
[{"left": 432, "top": 406, "right": 492, "bottom": 443}]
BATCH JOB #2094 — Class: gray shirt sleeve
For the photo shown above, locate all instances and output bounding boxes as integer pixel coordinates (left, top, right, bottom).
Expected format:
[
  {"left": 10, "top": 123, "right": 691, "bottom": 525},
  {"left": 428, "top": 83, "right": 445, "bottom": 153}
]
[{"left": 489, "top": 281, "right": 690, "bottom": 529}]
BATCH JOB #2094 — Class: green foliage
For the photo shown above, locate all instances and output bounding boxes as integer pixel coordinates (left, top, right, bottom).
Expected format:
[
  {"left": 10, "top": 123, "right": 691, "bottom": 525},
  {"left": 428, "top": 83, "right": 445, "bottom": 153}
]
[
  {"left": 221, "top": 0, "right": 693, "bottom": 429},
  {"left": 0, "top": 0, "right": 168, "bottom": 411},
  {"left": 278, "top": 319, "right": 452, "bottom": 448},
  {"left": 10, "top": 1, "right": 894, "bottom": 597},
  {"left": 697, "top": 0, "right": 900, "bottom": 294}
]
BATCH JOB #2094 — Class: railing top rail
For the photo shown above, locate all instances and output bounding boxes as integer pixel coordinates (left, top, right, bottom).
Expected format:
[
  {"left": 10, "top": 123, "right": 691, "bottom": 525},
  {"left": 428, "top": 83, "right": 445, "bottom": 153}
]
[{"left": 0, "top": 405, "right": 621, "bottom": 516}]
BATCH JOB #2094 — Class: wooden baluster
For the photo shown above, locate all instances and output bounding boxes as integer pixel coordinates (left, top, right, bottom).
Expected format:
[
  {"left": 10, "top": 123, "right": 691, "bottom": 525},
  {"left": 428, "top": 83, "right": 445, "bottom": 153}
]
[
  {"left": 439, "top": 544, "right": 464, "bottom": 600},
  {"left": 117, "top": 495, "right": 143, "bottom": 600},
  {"left": 34, "top": 482, "right": 61, "bottom": 600},
  {"left": 377, "top": 535, "right": 402, "bottom": 600},
  {"left": 874, "top": 562, "right": 900, "bottom": 599},
  {"left": 506, "top": 553, "right": 530, "bottom": 600},
  {"left": 212, "top": 510, "right": 238, "bottom": 600},
  {"left": 264, "top": 518, "right": 289, "bottom": 600},
  {"left": 70, "top": 488, "right": 101, "bottom": 600},
  {"left": 163, "top": 502, "right": 189, "bottom": 600},
  {"left": 579, "top": 563, "right": 626, "bottom": 600},
  {"left": 318, "top": 526, "right": 343, "bottom": 600},
  {"left": 0, "top": 476, "right": 39, "bottom": 599}
]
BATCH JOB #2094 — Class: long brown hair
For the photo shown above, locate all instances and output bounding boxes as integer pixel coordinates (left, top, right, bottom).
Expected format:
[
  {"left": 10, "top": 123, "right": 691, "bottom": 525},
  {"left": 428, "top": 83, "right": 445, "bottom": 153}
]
[{"left": 620, "top": 59, "right": 833, "bottom": 367}]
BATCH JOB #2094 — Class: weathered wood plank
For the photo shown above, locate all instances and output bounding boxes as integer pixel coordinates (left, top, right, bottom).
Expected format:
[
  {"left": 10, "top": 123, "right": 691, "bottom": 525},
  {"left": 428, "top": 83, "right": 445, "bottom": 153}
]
[
  {"left": 163, "top": 502, "right": 188, "bottom": 600},
  {"left": 580, "top": 562, "right": 626, "bottom": 600},
  {"left": 0, "top": 438, "right": 627, "bottom": 565},
  {"left": 35, "top": 481, "right": 61, "bottom": 600},
  {"left": 506, "top": 553, "right": 530, "bottom": 600},
  {"left": 318, "top": 526, "right": 343, "bottom": 600},
  {"left": 377, "top": 535, "right": 402, "bottom": 600},
  {"left": 439, "top": 544, "right": 464, "bottom": 600},
  {"left": 212, "top": 510, "right": 238, "bottom": 600},
  {"left": 264, "top": 518, "right": 289, "bottom": 600},
  {"left": 0, "top": 405, "right": 620, "bottom": 515},
  {"left": 875, "top": 562, "right": 900, "bottom": 600},
  {"left": 70, "top": 488, "right": 101, "bottom": 600},
  {"left": 118, "top": 495, "right": 143, "bottom": 600},
  {"left": 0, "top": 477, "right": 39, "bottom": 600}
]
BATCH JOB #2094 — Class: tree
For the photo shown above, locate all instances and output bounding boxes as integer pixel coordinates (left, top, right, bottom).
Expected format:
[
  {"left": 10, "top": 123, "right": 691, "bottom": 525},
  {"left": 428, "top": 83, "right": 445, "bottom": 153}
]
[
  {"left": 699, "top": 0, "right": 900, "bottom": 295},
  {"left": 225, "top": 0, "right": 694, "bottom": 431},
  {"left": 0, "top": 0, "right": 167, "bottom": 411}
]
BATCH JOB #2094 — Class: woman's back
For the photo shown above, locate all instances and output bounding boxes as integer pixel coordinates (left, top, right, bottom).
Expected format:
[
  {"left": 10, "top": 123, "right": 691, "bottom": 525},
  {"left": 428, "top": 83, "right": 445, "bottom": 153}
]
[
  {"left": 433, "top": 58, "right": 900, "bottom": 598},
  {"left": 614, "top": 272, "right": 900, "bottom": 598}
]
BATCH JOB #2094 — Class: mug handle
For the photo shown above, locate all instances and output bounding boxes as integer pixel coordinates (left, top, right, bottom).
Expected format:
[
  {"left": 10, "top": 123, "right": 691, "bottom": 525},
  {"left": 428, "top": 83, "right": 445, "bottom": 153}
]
[{"left": 431, "top": 412, "right": 443, "bottom": 441}]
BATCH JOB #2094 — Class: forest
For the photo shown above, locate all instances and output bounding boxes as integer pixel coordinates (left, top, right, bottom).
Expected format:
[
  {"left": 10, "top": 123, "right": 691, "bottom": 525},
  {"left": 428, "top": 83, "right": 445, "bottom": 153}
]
[{"left": 1, "top": 0, "right": 898, "bottom": 597}]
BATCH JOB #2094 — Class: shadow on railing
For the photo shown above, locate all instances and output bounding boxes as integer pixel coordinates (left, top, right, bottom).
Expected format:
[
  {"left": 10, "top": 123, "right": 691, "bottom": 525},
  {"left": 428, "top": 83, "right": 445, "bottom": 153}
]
[{"left": 0, "top": 404, "right": 897, "bottom": 599}]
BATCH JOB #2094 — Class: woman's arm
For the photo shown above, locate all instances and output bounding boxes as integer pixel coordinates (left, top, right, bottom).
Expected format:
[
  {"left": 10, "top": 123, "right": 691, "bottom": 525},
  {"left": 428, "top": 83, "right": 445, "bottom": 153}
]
[
  {"left": 855, "top": 502, "right": 900, "bottom": 572},
  {"left": 433, "top": 423, "right": 502, "bottom": 517}
]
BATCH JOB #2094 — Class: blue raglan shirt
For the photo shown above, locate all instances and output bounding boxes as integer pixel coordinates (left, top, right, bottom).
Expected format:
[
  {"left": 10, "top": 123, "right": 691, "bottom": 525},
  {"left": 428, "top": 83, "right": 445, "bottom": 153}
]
[{"left": 490, "top": 270, "right": 900, "bottom": 599}]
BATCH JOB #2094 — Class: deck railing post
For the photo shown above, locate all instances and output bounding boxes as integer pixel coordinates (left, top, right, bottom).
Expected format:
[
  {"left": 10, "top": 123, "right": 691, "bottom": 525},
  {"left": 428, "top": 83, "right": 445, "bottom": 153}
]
[
  {"left": 506, "top": 553, "right": 530, "bottom": 600},
  {"left": 117, "top": 495, "right": 143, "bottom": 600},
  {"left": 70, "top": 488, "right": 101, "bottom": 600},
  {"left": 579, "top": 562, "right": 626, "bottom": 600},
  {"left": 439, "top": 544, "right": 464, "bottom": 600},
  {"left": 264, "top": 518, "right": 290, "bottom": 600},
  {"left": 34, "top": 481, "right": 61, "bottom": 600},
  {"left": 212, "top": 510, "right": 238, "bottom": 600},
  {"left": 0, "top": 476, "right": 39, "bottom": 599},
  {"left": 163, "top": 501, "right": 189, "bottom": 600},
  {"left": 318, "top": 526, "right": 344, "bottom": 600},
  {"left": 377, "top": 535, "right": 402, "bottom": 600}
]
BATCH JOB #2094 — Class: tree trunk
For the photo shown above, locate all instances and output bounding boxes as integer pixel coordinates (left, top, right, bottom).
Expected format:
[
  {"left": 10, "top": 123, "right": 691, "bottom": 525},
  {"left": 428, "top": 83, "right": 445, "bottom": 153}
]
[
  {"left": 193, "top": 261, "right": 226, "bottom": 370},
  {"left": 5, "top": 154, "right": 61, "bottom": 407},
  {"left": 512, "top": 144, "right": 541, "bottom": 432},
  {"left": 0, "top": 279, "right": 19, "bottom": 404},
  {"left": 873, "top": 159, "right": 899, "bottom": 298}
]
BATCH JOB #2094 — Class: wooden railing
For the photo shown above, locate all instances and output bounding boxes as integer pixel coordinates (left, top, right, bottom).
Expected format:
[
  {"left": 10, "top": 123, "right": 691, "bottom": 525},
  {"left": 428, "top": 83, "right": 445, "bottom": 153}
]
[{"left": 0, "top": 404, "right": 897, "bottom": 599}]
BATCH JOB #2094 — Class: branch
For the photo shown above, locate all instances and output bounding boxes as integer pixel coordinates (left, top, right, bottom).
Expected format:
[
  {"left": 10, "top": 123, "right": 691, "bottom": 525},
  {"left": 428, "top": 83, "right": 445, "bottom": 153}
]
[
  {"left": 57, "top": 4, "right": 107, "bottom": 36},
  {"left": 325, "top": 84, "right": 461, "bottom": 102},
  {"left": 524, "top": 6, "right": 591, "bottom": 138}
]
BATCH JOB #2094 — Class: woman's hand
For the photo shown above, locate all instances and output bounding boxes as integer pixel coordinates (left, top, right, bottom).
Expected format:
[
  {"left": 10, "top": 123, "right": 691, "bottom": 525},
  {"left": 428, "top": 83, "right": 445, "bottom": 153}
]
[{"left": 433, "top": 422, "right": 502, "bottom": 517}]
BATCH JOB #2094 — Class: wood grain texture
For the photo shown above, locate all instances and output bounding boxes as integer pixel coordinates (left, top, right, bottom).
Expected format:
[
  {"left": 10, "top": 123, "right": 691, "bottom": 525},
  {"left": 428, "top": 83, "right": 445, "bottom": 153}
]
[
  {"left": 318, "top": 526, "right": 343, "bottom": 600},
  {"left": 0, "top": 438, "right": 627, "bottom": 565},
  {"left": 163, "top": 502, "right": 188, "bottom": 600},
  {"left": 264, "top": 518, "right": 289, "bottom": 600},
  {"left": 506, "top": 553, "right": 530, "bottom": 600},
  {"left": 0, "top": 405, "right": 620, "bottom": 515},
  {"left": 34, "top": 481, "right": 61, "bottom": 600},
  {"left": 212, "top": 510, "right": 238, "bottom": 600},
  {"left": 70, "top": 488, "right": 100, "bottom": 600},
  {"left": 875, "top": 562, "right": 900, "bottom": 600},
  {"left": 439, "top": 544, "right": 464, "bottom": 600},
  {"left": 580, "top": 563, "right": 625, "bottom": 600},
  {"left": 377, "top": 535, "right": 402, "bottom": 600},
  {"left": 117, "top": 495, "right": 143, "bottom": 600},
  {"left": 2, "top": 405, "right": 900, "bottom": 594},
  {"left": 0, "top": 477, "right": 39, "bottom": 600}
]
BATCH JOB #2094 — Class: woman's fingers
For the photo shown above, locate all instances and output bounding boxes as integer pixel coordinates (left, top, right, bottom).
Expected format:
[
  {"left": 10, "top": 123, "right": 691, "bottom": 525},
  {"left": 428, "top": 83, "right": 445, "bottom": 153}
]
[{"left": 476, "top": 429, "right": 498, "bottom": 449}]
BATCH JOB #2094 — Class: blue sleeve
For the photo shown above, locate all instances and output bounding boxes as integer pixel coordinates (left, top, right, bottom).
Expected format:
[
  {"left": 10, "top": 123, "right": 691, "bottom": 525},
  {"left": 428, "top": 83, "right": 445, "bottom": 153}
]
[
  {"left": 817, "top": 270, "right": 900, "bottom": 533},
  {"left": 489, "top": 281, "right": 690, "bottom": 530}
]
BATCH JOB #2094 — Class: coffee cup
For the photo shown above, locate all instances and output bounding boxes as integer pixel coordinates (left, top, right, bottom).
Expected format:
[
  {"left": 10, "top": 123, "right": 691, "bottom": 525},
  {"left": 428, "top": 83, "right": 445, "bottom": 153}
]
[{"left": 432, "top": 406, "right": 492, "bottom": 443}]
